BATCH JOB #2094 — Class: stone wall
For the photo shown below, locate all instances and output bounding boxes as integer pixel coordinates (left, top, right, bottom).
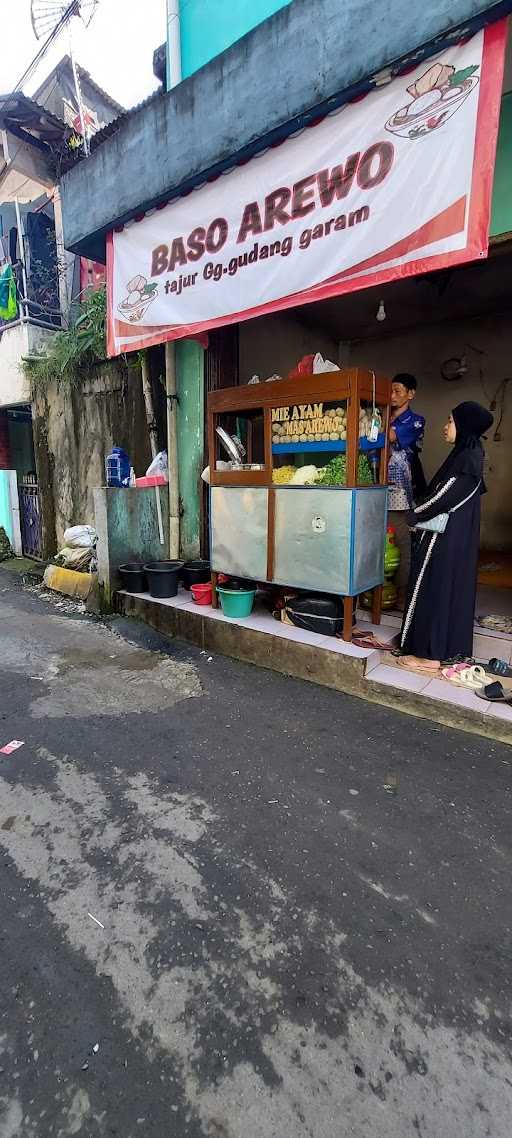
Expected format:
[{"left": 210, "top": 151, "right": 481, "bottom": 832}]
[{"left": 32, "top": 359, "right": 157, "bottom": 556}]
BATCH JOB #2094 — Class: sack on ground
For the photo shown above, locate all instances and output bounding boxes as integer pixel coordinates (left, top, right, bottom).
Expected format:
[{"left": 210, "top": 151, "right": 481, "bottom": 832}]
[
  {"left": 63, "top": 524, "right": 97, "bottom": 549},
  {"left": 54, "top": 545, "right": 93, "bottom": 571}
]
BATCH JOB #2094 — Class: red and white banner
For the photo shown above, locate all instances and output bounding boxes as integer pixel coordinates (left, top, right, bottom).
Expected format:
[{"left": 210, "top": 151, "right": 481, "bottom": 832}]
[{"left": 107, "top": 22, "right": 506, "bottom": 356}]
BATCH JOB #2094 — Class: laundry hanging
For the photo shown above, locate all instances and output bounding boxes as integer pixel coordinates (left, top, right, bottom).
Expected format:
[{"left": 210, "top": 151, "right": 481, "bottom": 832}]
[{"left": 0, "top": 265, "right": 17, "bottom": 321}]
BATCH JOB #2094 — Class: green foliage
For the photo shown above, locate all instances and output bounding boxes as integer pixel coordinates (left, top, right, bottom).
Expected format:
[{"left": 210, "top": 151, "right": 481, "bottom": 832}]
[
  {"left": 22, "top": 287, "right": 107, "bottom": 390},
  {"left": 315, "top": 453, "right": 373, "bottom": 485}
]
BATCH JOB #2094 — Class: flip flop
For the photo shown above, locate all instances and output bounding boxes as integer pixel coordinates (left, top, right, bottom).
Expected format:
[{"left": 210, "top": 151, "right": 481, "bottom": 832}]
[
  {"left": 353, "top": 635, "right": 396, "bottom": 650},
  {"left": 397, "top": 656, "right": 440, "bottom": 674},
  {"left": 485, "top": 658, "right": 512, "bottom": 679},
  {"left": 451, "top": 665, "right": 486, "bottom": 690},
  {"left": 475, "top": 681, "right": 512, "bottom": 704},
  {"left": 441, "top": 663, "right": 469, "bottom": 680}
]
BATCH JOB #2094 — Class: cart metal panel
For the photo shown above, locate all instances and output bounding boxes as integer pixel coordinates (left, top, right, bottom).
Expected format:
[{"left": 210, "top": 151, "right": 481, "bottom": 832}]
[
  {"left": 273, "top": 487, "right": 352, "bottom": 593},
  {"left": 211, "top": 486, "right": 268, "bottom": 579}
]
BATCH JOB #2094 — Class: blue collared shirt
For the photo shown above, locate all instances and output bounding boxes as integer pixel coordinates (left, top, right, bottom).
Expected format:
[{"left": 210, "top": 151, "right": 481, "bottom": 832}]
[{"left": 393, "top": 408, "right": 425, "bottom": 454}]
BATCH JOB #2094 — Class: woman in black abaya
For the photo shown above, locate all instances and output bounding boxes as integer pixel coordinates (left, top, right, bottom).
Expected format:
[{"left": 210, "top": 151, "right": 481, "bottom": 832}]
[{"left": 399, "top": 401, "right": 493, "bottom": 671}]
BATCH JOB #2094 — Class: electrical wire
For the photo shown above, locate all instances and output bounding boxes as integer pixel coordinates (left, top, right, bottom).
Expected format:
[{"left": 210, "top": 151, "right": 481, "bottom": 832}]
[
  {"left": 490, "top": 377, "right": 511, "bottom": 441},
  {"left": 1, "top": 1, "right": 80, "bottom": 123}
]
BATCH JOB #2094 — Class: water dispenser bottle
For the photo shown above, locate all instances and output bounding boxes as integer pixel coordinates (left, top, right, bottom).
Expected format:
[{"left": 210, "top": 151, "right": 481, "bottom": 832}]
[{"left": 105, "top": 446, "right": 131, "bottom": 487}]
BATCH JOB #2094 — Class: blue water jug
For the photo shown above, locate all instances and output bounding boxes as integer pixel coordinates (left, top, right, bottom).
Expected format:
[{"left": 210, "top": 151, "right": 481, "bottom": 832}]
[{"left": 106, "top": 446, "right": 131, "bottom": 487}]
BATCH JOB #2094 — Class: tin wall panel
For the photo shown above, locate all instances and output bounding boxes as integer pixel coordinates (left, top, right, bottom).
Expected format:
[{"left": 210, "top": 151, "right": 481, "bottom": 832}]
[
  {"left": 352, "top": 488, "right": 387, "bottom": 592},
  {"left": 273, "top": 488, "right": 352, "bottom": 593},
  {"left": 210, "top": 486, "right": 268, "bottom": 578}
]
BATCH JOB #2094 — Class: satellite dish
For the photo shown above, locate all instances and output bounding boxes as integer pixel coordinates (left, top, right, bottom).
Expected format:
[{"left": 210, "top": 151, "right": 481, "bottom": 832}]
[{"left": 30, "top": 0, "right": 98, "bottom": 41}]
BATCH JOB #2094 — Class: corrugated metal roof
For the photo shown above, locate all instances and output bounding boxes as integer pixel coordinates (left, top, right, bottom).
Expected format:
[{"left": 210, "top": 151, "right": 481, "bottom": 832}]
[
  {"left": 0, "top": 92, "right": 69, "bottom": 144},
  {"left": 33, "top": 56, "right": 125, "bottom": 116}
]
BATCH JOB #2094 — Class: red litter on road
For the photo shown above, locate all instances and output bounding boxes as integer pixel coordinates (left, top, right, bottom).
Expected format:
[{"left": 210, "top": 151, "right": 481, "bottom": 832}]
[{"left": 0, "top": 740, "right": 25, "bottom": 754}]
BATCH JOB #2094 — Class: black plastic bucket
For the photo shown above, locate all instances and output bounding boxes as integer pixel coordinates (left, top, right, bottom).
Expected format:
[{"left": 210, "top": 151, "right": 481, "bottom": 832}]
[
  {"left": 181, "top": 559, "right": 211, "bottom": 590},
  {"left": 144, "top": 560, "right": 184, "bottom": 599},
  {"left": 119, "top": 563, "right": 148, "bottom": 593}
]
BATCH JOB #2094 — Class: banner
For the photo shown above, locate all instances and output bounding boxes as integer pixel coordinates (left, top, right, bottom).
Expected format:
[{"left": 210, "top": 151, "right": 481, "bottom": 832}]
[{"left": 107, "top": 22, "right": 506, "bottom": 356}]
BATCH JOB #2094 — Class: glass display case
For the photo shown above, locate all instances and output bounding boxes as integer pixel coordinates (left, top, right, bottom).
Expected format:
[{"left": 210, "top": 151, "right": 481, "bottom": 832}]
[{"left": 207, "top": 368, "right": 392, "bottom": 640}]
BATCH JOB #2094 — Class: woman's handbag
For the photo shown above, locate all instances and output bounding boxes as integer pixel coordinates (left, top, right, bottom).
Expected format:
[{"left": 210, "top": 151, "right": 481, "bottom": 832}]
[
  {"left": 415, "top": 513, "right": 449, "bottom": 533},
  {"left": 414, "top": 481, "right": 481, "bottom": 534}
]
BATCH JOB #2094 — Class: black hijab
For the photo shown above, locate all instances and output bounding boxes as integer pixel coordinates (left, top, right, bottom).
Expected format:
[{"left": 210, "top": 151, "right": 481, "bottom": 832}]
[{"left": 429, "top": 401, "right": 493, "bottom": 492}]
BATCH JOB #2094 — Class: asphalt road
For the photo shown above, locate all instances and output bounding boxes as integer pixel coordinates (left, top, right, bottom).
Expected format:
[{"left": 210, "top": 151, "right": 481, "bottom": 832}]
[{"left": 0, "top": 568, "right": 511, "bottom": 1138}]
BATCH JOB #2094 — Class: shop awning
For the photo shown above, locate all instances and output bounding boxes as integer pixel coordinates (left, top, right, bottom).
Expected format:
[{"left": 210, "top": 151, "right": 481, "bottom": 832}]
[{"left": 107, "top": 22, "right": 507, "bottom": 357}]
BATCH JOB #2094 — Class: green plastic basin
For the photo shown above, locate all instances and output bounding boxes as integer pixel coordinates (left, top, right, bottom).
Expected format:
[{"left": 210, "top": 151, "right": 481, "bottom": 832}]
[{"left": 217, "top": 587, "right": 255, "bottom": 618}]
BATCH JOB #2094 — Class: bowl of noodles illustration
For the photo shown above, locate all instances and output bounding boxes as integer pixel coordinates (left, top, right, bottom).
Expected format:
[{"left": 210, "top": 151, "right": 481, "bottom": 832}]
[
  {"left": 385, "top": 63, "right": 479, "bottom": 140},
  {"left": 118, "top": 275, "right": 158, "bottom": 323}
]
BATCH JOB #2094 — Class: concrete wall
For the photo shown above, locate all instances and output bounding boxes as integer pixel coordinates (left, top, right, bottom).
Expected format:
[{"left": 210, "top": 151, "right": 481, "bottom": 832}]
[
  {"left": 32, "top": 360, "right": 153, "bottom": 555},
  {"left": 0, "top": 324, "right": 31, "bottom": 407},
  {"left": 94, "top": 486, "right": 169, "bottom": 604},
  {"left": 346, "top": 312, "right": 512, "bottom": 550},
  {"left": 61, "top": 0, "right": 511, "bottom": 260},
  {"left": 0, "top": 323, "right": 58, "bottom": 409},
  {"left": 239, "top": 311, "right": 338, "bottom": 383}
]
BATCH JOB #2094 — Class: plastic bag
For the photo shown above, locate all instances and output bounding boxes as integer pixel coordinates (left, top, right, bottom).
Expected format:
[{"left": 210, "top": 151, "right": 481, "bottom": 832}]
[
  {"left": 55, "top": 545, "right": 93, "bottom": 570},
  {"left": 313, "top": 353, "right": 340, "bottom": 373},
  {"left": 201, "top": 462, "right": 231, "bottom": 485},
  {"left": 63, "top": 525, "right": 97, "bottom": 549},
  {"left": 146, "top": 450, "right": 168, "bottom": 479}
]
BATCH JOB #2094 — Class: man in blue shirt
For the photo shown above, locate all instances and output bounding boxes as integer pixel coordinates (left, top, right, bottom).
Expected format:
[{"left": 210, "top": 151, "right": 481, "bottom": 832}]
[{"left": 387, "top": 373, "right": 426, "bottom": 609}]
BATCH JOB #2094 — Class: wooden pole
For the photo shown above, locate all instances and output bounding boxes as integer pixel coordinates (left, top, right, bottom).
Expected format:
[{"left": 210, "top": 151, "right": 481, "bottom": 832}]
[
  {"left": 140, "top": 350, "right": 159, "bottom": 459},
  {"left": 140, "top": 350, "right": 164, "bottom": 547},
  {"left": 165, "top": 342, "right": 180, "bottom": 559}
]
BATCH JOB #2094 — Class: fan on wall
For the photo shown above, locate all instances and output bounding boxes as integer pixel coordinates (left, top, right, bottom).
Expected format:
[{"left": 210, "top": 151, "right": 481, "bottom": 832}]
[{"left": 30, "top": 0, "right": 99, "bottom": 154}]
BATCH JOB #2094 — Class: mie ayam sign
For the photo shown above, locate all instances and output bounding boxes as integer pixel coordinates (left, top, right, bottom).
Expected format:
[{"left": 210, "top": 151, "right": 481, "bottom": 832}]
[{"left": 107, "top": 23, "right": 506, "bottom": 357}]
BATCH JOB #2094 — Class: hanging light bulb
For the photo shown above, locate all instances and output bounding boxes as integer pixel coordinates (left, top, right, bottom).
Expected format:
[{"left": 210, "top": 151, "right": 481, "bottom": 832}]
[{"left": 376, "top": 299, "right": 386, "bottom": 322}]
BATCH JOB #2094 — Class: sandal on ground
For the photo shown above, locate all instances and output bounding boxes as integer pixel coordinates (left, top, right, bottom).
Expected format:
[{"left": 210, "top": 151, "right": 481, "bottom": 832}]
[
  {"left": 485, "top": 658, "right": 512, "bottom": 679},
  {"left": 450, "top": 665, "right": 486, "bottom": 689},
  {"left": 441, "top": 663, "right": 470, "bottom": 680},
  {"left": 475, "top": 681, "right": 512, "bottom": 704},
  {"left": 353, "top": 634, "right": 396, "bottom": 650},
  {"left": 397, "top": 656, "right": 440, "bottom": 674}
]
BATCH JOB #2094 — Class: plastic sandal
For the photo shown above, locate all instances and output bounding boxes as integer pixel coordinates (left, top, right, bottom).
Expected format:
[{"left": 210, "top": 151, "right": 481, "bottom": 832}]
[
  {"left": 486, "top": 658, "right": 512, "bottom": 678},
  {"left": 475, "top": 681, "right": 512, "bottom": 703},
  {"left": 441, "top": 663, "right": 469, "bottom": 680},
  {"left": 451, "top": 665, "right": 487, "bottom": 689}
]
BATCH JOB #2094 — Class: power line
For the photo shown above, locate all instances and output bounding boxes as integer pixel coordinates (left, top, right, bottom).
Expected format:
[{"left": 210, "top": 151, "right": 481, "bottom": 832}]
[{"left": 1, "top": 1, "right": 79, "bottom": 118}]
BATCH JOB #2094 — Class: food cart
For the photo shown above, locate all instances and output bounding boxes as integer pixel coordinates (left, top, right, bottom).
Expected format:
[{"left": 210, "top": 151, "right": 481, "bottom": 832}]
[{"left": 207, "top": 367, "right": 392, "bottom": 640}]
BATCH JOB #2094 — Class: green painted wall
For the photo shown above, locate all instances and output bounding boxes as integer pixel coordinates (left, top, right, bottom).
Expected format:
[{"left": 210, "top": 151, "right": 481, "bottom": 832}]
[
  {"left": 491, "top": 92, "right": 512, "bottom": 238},
  {"left": 176, "top": 339, "right": 204, "bottom": 558},
  {"left": 175, "top": 0, "right": 292, "bottom": 82},
  {"left": 0, "top": 471, "right": 14, "bottom": 546}
]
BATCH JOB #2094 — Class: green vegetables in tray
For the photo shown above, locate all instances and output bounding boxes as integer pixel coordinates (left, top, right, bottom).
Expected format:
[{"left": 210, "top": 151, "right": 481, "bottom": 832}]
[{"left": 315, "top": 453, "right": 373, "bottom": 486}]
